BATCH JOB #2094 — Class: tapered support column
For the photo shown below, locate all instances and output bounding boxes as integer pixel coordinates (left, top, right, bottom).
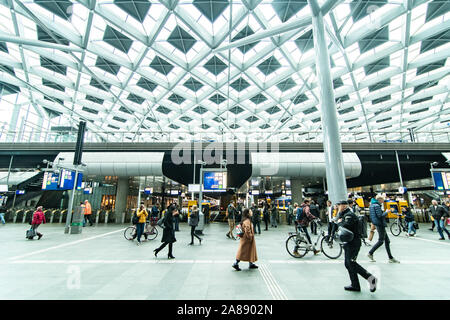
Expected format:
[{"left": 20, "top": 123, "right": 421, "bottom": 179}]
[
  {"left": 309, "top": 0, "right": 348, "bottom": 204},
  {"left": 115, "top": 177, "right": 129, "bottom": 217},
  {"left": 291, "top": 178, "right": 303, "bottom": 205}
]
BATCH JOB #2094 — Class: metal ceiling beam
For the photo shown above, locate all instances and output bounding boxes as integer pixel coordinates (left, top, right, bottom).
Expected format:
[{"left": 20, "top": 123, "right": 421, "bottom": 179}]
[{"left": 0, "top": 33, "right": 83, "bottom": 52}]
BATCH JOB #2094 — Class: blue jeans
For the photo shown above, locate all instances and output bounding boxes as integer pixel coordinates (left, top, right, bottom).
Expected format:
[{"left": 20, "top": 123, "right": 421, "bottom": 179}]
[
  {"left": 136, "top": 223, "right": 145, "bottom": 242},
  {"left": 407, "top": 221, "right": 415, "bottom": 235},
  {"left": 437, "top": 219, "right": 450, "bottom": 239},
  {"left": 0, "top": 213, "right": 5, "bottom": 224}
]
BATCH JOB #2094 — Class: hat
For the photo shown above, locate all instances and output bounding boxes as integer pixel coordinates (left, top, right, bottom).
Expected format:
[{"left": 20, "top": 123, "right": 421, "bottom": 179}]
[{"left": 337, "top": 200, "right": 348, "bottom": 205}]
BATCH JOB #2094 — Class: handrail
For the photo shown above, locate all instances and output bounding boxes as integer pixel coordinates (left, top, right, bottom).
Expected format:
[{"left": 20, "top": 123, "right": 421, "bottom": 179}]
[{"left": 0, "top": 129, "right": 449, "bottom": 143}]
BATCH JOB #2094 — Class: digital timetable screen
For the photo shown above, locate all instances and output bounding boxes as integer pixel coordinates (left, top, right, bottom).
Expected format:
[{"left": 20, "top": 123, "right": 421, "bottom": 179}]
[
  {"left": 433, "top": 171, "right": 450, "bottom": 191},
  {"left": 203, "top": 171, "right": 227, "bottom": 192}
]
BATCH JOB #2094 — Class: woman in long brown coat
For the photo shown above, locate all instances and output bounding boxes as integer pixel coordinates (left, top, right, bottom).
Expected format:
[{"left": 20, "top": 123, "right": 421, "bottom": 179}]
[{"left": 232, "top": 208, "right": 258, "bottom": 271}]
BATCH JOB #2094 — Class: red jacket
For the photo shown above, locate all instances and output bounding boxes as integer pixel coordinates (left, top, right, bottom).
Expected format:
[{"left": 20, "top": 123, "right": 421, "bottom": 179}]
[{"left": 32, "top": 209, "right": 46, "bottom": 225}]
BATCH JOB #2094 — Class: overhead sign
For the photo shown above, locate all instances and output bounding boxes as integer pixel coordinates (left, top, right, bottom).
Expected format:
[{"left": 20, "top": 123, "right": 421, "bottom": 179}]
[
  {"left": 59, "top": 169, "right": 83, "bottom": 190},
  {"left": 203, "top": 171, "right": 227, "bottom": 192},
  {"left": 144, "top": 187, "right": 153, "bottom": 195},
  {"left": 432, "top": 171, "right": 450, "bottom": 191},
  {"left": 42, "top": 172, "right": 59, "bottom": 190},
  {"left": 188, "top": 184, "right": 200, "bottom": 192}
]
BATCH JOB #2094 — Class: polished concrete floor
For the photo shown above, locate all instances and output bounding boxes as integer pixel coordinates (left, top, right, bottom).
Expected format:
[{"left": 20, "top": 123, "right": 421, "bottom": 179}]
[{"left": 1, "top": 220, "right": 450, "bottom": 300}]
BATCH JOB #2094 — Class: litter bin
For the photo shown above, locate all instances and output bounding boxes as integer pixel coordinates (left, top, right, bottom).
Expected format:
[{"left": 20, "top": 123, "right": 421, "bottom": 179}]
[{"left": 70, "top": 206, "right": 83, "bottom": 234}]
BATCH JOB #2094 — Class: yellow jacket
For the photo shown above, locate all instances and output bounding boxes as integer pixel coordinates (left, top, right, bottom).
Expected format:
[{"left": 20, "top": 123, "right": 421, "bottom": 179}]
[{"left": 137, "top": 209, "right": 148, "bottom": 223}]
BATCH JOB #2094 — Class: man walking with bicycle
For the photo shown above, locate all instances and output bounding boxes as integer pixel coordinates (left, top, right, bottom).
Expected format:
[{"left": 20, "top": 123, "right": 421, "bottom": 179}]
[{"left": 367, "top": 195, "right": 400, "bottom": 263}]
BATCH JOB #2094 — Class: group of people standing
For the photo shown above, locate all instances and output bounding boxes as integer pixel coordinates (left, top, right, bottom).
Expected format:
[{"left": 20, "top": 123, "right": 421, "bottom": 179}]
[{"left": 428, "top": 199, "right": 450, "bottom": 240}]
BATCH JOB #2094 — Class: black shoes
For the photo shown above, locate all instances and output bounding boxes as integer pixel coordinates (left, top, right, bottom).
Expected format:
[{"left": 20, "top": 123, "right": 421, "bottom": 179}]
[
  {"left": 368, "top": 276, "right": 377, "bottom": 293},
  {"left": 344, "top": 286, "right": 361, "bottom": 292},
  {"left": 249, "top": 263, "right": 258, "bottom": 269},
  {"left": 38, "top": 234, "right": 42, "bottom": 240},
  {"left": 168, "top": 255, "right": 175, "bottom": 259},
  {"left": 439, "top": 238, "right": 445, "bottom": 240},
  {"left": 226, "top": 234, "right": 230, "bottom": 239},
  {"left": 232, "top": 263, "right": 241, "bottom": 271},
  {"left": 188, "top": 242, "right": 194, "bottom": 245},
  {"left": 153, "top": 249, "right": 159, "bottom": 257}
]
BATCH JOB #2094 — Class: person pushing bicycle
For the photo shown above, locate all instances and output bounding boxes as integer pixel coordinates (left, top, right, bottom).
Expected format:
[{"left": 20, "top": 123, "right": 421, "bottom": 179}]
[{"left": 295, "top": 200, "right": 321, "bottom": 255}]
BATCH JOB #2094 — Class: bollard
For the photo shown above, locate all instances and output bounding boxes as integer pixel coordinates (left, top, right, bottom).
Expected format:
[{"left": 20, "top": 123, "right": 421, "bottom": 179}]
[
  {"left": 95, "top": 210, "right": 100, "bottom": 224},
  {"left": 105, "top": 211, "right": 109, "bottom": 224},
  {"left": 120, "top": 211, "right": 125, "bottom": 224},
  {"left": 70, "top": 206, "right": 83, "bottom": 234}
]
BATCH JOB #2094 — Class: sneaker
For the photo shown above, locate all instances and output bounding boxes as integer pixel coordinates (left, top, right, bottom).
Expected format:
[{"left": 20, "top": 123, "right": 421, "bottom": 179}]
[
  {"left": 293, "top": 252, "right": 300, "bottom": 257},
  {"left": 226, "top": 234, "right": 230, "bottom": 239},
  {"left": 389, "top": 258, "right": 400, "bottom": 263},
  {"left": 313, "top": 249, "right": 321, "bottom": 255},
  {"left": 344, "top": 286, "right": 361, "bottom": 292},
  {"left": 232, "top": 263, "right": 241, "bottom": 271},
  {"left": 368, "top": 276, "right": 377, "bottom": 292},
  {"left": 249, "top": 263, "right": 258, "bottom": 269},
  {"left": 367, "top": 254, "right": 376, "bottom": 262},
  {"left": 38, "top": 234, "right": 42, "bottom": 240},
  {"left": 439, "top": 238, "right": 445, "bottom": 240}
]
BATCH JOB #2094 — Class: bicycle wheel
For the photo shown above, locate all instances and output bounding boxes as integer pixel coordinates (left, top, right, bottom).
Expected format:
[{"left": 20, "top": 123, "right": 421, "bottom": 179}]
[
  {"left": 124, "top": 226, "right": 136, "bottom": 240},
  {"left": 390, "top": 222, "right": 401, "bottom": 236},
  {"left": 146, "top": 226, "right": 158, "bottom": 240},
  {"left": 286, "top": 234, "right": 308, "bottom": 258},
  {"left": 320, "top": 235, "right": 343, "bottom": 259}
]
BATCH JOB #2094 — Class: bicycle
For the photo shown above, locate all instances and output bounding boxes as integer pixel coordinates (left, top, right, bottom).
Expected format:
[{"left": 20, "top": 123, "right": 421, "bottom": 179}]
[
  {"left": 390, "top": 212, "right": 408, "bottom": 236},
  {"left": 285, "top": 220, "right": 343, "bottom": 259},
  {"left": 124, "top": 218, "right": 159, "bottom": 241}
]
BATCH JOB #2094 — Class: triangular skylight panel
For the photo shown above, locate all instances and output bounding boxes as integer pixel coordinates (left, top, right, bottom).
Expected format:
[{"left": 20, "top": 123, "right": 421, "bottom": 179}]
[
  {"left": 291, "top": 94, "right": 308, "bottom": 104},
  {"left": 209, "top": 93, "right": 226, "bottom": 104},
  {"left": 350, "top": 0, "right": 387, "bottom": 22},
  {"left": 156, "top": 105, "right": 171, "bottom": 114},
  {"left": 184, "top": 78, "right": 203, "bottom": 92},
  {"left": 246, "top": 116, "right": 259, "bottom": 123},
  {"left": 257, "top": 56, "right": 281, "bottom": 76},
  {"left": 229, "top": 106, "right": 244, "bottom": 114},
  {"left": 179, "top": 116, "right": 192, "bottom": 123},
  {"left": 277, "top": 78, "right": 296, "bottom": 91},
  {"left": 204, "top": 56, "right": 227, "bottom": 76},
  {"left": 193, "top": 106, "right": 208, "bottom": 114},
  {"left": 119, "top": 106, "right": 132, "bottom": 114},
  {"left": 250, "top": 94, "right": 268, "bottom": 104},
  {"left": 42, "top": 79, "right": 65, "bottom": 92},
  {"left": 0, "top": 42, "right": 8, "bottom": 53},
  {"left": 358, "top": 26, "right": 389, "bottom": 54},
  {"left": 416, "top": 59, "right": 446, "bottom": 76},
  {"left": 168, "top": 26, "right": 197, "bottom": 54},
  {"left": 40, "top": 57, "right": 67, "bottom": 75},
  {"left": 37, "top": 26, "right": 69, "bottom": 46},
  {"left": 86, "top": 95, "right": 104, "bottom": 104},
  {"left": 420, "top": 29, "right": 450, "bottom": 54},
  {"left": 150, "top": 56, "right": 174, "bottom": 76},
  {"left": 0, "top": 81, "right": 20, "bottom": 95},
  {"left": 295, "top": 29, "right": 313, "bottom": 52},
  {"left": 193, "top": 0, "right": 229, "bottom": 23},
  {"left": 266, "top": 106, "right": 281, "bottom": 114},
  {"left": 35, "top": 0, "right": 73, "bottom": 20},
  {"left": 364, "top": 57, "right": 389, "bottom": 76},
  {"left": 127, "top": 93, "right": 145, "bottom": 104},
  {"left": 90, "top": 78, "right": 111, "bottom": 91},
  {"left": 230, "top": 78, "right": 250, "bottom": 92},
  {"left": 95, "top": 57, "right": 121, "bottom": 75},
  {"left": 103, "top": 26, "right": 133, "bottom": 54},
  {"left": 114, "top": 0, "right": 151, "bottom": 23},
  {"left": 232, "top": 26, "right": 259, "bottom": 54},
  {"left": 272, "top": 0, "right": 308, "bottom": 22},
  {"left": 136, "top": 77, "right": 157, "bottom": 92},
  {"left": 168, "top": 93, "right": 185, "bottom": 104},
  {"left": 426, "top": 0, "right": 450, "bottom": 22}
]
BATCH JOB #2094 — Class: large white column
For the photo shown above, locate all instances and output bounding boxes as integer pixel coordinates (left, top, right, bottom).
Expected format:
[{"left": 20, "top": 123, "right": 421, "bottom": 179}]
[
  {"left": 291, "top": 178, "right": 303, "bottom": 205},
  {"left": 115, "top": 177, "right": 129, "bottom": 216},
  {"left": 308, "top": 0, "right": 348, "bottom": 203}
]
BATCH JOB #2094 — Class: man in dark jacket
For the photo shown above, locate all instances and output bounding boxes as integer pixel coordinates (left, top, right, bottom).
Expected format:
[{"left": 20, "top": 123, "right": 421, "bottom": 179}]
[
  {"left": 429, "top": 200, "right": 450, "bottom": 240},
  {"left": 309, "top": 200, "right": 320, "bottom": 235},
  {"left": 336, "top": 200, "right": 377, "bottom": 292},
  {"left": 251, "top": 203, "right": 261, "bottom": 234},
  {"left": 367, "top": 196, "right": 400, "bottom": 263}
]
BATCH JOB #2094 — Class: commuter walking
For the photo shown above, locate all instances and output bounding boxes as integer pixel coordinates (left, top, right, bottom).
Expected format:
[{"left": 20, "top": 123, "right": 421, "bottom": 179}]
[
  {"left": 174, "top": 203, "right": 180, "bottom": 231},
  {"left": 403, "top": 206, "right": 416, "bottom": 237},
  {"left": 263, "top": 202, "right": 270, "bottom": 231},
  {"left": 309, "top": 200, "right": 320, "bottom": 235},
  {"left": 232, "top": 209, "right": 258, "bottom": 271},
  {"left": 226, "top": 202, "right": 237, "bottom": 240},
  {"left": 0, "top": 205, "right": 6, "bottom": 225},
  {"left": 251, "top": 203, "right": 261, "bottom": 235},
  {"left": 188, "top": 205, "right": 202, "bottom": 245},
  {"left": 326, "top": 200, "right": 335, "bottom": 236},
  {"left": 287, "top": 203, "right": 294, "bottom": 225},
  {"left": 154, "top": 204, "right": 178, "bottom": 259},
  {"left": 135, "top": 203, "right": 148, "bottom": 245},
  {"left": 30, "top": 206, "right": 46, "bottom": 240},
  {"left": 270, "top": 204, "right": 278, "bottom": 228},
  {"left": 367, "top": 196, "right": 400, "bottom": 263},
  {"left": 83, "top": 200, "right": 93, "bottom": 226},
  {"left": 151, "top": 204, "right": 159, "bottom": 218},
  {"left": 429, "top": 200, "right": 450, "bottom": 240},
  {"left": 336, "top": 200, "right": 377, "bottom": 292}
]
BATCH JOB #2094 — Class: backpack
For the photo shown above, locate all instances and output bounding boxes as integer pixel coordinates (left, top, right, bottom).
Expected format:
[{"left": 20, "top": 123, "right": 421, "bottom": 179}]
[
  {"left": 296, "top": 207, "right": 304, "bottom": 221},
  {"left": 132, "top": 212, "right": 139, "bottom": 225},
  {"left": 356, "top": 215, "right": 367, "bottom": 238}
]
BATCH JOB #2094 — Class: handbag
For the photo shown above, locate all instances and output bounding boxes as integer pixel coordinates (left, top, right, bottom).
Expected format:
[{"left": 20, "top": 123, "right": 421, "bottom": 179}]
[
  {"left": 336, "top": 226, "right": 354, "bottom": 243},
  {"left": 235, "top": 224, "right": 244, "bottom": 238}
]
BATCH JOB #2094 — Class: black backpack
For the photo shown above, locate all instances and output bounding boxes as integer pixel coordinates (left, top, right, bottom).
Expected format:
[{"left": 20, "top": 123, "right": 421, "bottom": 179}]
[
  {"left": 356, "top": 215, "right": 367, "bottom": 238},
  {"left": 132, "top": 212, "right": 139, "bottom": 225},
  {"left": 296, "top": 207, "right": 304, "bottom": 221}
]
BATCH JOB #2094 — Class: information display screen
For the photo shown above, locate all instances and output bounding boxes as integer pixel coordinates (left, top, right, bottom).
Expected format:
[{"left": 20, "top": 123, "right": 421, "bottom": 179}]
[
  {"left": 203, "top": 171, "right": 227, "bottom": 192},
  {"left": 42, "top": 172, "right": 60, "bottom": 190},
  {"left": 433, "top": 171, "right": 450, "bottom": 191},
  {"left": 59, "top": 169, "right": 83, "bottom": 190},
  {"left": 144, "top": 187, "right": 153, "bottom": 195}
]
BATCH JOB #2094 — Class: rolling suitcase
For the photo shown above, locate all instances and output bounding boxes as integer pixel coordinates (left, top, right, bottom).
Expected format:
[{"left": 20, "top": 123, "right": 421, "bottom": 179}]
[{"left": 26, "top": 228, "right": 36, "bottom": 240}]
